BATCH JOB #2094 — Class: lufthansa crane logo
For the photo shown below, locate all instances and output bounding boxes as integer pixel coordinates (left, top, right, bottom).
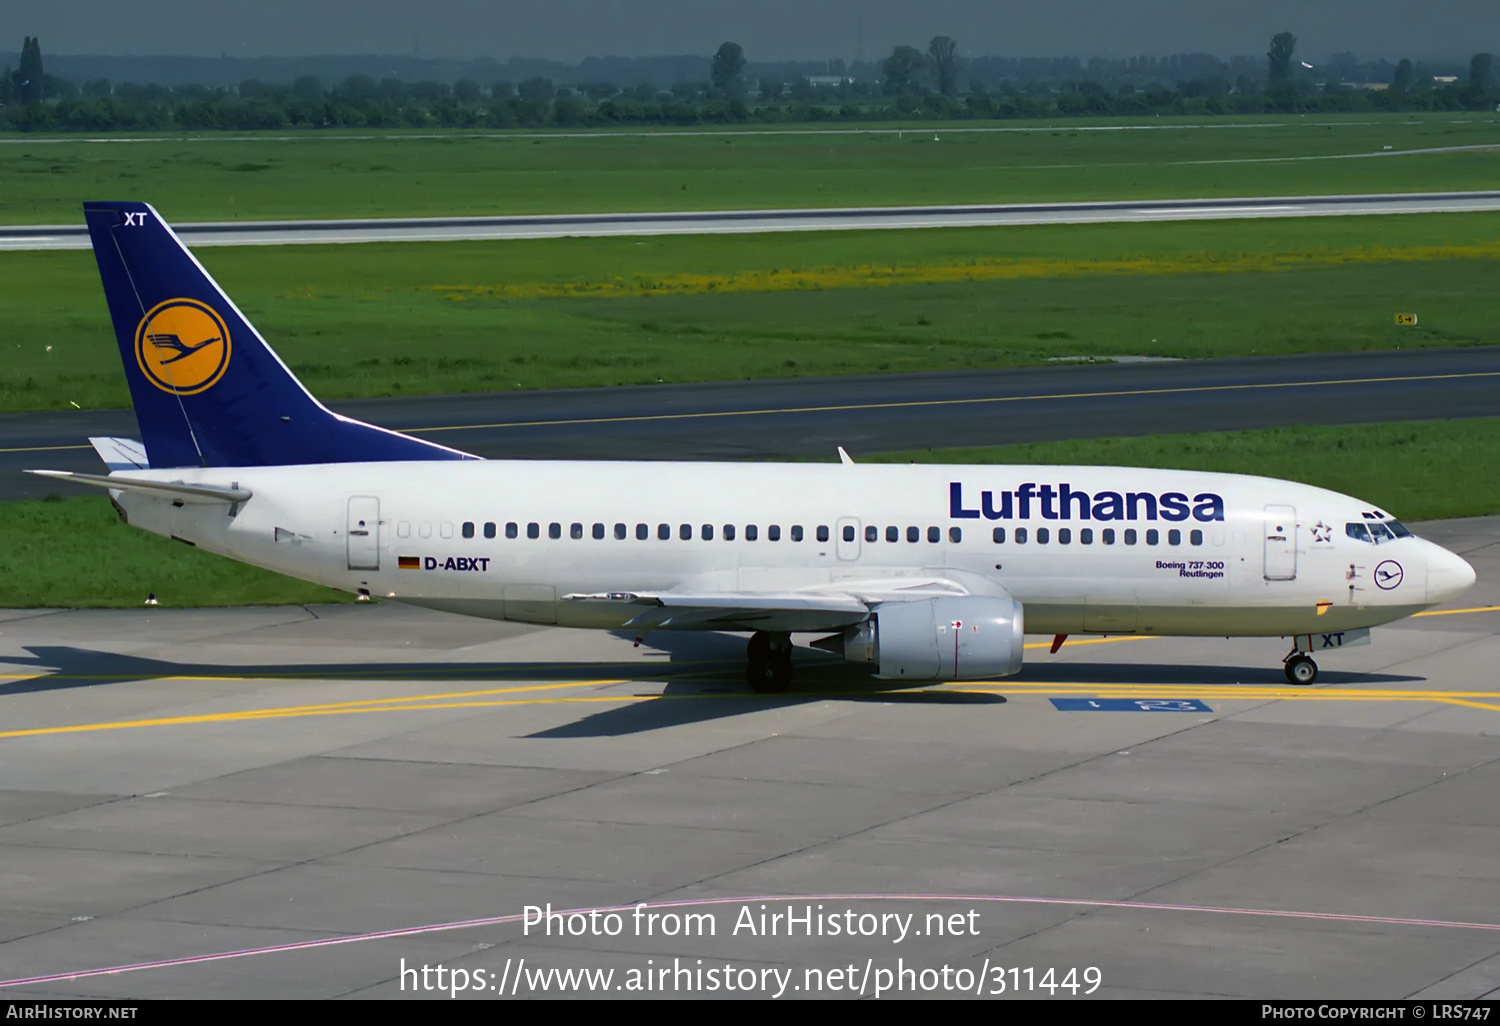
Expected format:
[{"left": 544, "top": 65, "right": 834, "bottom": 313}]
[
  {"left": 1374, "top": 560, "right": 1404, "bottom": 590},
  {"left": 134, "top": 298, "right": 231, "bottom": 395}
]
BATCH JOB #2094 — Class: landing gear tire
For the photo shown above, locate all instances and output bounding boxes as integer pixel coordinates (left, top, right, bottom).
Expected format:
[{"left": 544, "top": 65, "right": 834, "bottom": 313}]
[
  {"left": 746, "top": 631, "right": 794, "bottom": 694},
  {"left": 1284, "top": 654, "right": 1318, "bottom": 686}
]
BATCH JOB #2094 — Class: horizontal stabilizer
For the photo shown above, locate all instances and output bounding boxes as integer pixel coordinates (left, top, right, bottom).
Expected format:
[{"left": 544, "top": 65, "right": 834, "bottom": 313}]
[
  {"left": 88, "top": 437, "right": 150, "bottom": 471},
  {"left": 26, "top": 470, "right": 252, "bottom": 504}
]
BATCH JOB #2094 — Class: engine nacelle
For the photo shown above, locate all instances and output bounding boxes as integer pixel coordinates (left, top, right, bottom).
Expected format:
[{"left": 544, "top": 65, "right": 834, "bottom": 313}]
[{"left": 834, "top": 595, "right": 1025, "bottom": 681}]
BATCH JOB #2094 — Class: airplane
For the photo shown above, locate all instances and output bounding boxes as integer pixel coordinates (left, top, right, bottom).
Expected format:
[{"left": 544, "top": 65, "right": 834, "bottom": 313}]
[{"left": 29, "top": 202, "right": 1477, "bottom": 693}]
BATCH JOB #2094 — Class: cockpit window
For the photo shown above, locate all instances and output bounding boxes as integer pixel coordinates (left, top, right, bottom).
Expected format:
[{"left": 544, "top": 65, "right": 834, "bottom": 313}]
[{"left": 1346, "top": 519, "right": 1409, "bottom": 544}]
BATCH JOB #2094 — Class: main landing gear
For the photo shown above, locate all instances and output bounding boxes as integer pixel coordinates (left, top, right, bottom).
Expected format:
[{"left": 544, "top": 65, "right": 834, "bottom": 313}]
[
  {"left": 1283, "top": 652, "right": 1318, "bottom": 686},
  {"left": 746, "top": 631, "right": 794, "bottom": 694}
]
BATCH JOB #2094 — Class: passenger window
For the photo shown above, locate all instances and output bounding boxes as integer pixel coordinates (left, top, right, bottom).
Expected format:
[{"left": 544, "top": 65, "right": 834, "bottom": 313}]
[
  {"left": 571, "top": 523, "right": 583, "bottom": 540},
  {"left": 886, "top": 526, "right": 898, "bottom": 543},
  {"left": 615, "top": 523, "right": 627, "bottom": 540},
  {"left": 746, "top": 525, "right": 758, "bottom": 541},
  {"left": 949, "top": 527, "right": 962, "bottom": 543},
  {"left": 527, "top": 522, "right": 540, "bottom": 539},
  {"left": 636, "top": 523, "right": 649, "bottom": 540},
  {"left": 1036, "top": 527, "right": 1050, "bottom": 544},
  {"left": 817, "top": 526, "right": 830, "bottom": 543},
  {"left": 701, "top": 524, "right": 714, "bottom": 541},
  {"left": 550, "top": 523, "right": 562, "bottom": 540},
  {"left": 440, "top": 522, "right": 454, "bottom": 539},
  {"left": 1015, "top": 527, "right": 1028, "bottom": 544},
  {"left": 1190, "top": 529, "right": 1203, "bottom": 546},
  {"left": 992, "top": 527, "right": 1006, "bottom": 543},
  {"left": 484, "top": 522, "right": 496, "bottom": 539},
  {"left": 462, "top": 521, "right": 475, "bottom": 539},
  {"left": 864, "top": 525, "right": 877, "bottom": 543},
  {"left": 1168, "top": 529, "right": 1181, "bottom": 546},
  {"left": 658, "top": 524, "right": 670, "bottom": 540},
  {"left": 1102, "top": 528, "right": 1115, "bottom": 545},
  {"left": 397, "top": 521, "right": 411, "bottom": 538},
  {"left": 419, "top": 521, "right": 432, "bottom": 539},
  {"left": 1146, "top": 529, "right": 1159, "bottom": 545},
  {"left": 592, "top": 523, "right": 605, "bottom": 540},
  {"left": 506, "top": 522, "right": 518, "bottom": 539},
  {"left": 767, "top": 525, "right": 780, "bottom": 541},
  {"left": 791, "top": 525, "right": 804, "bottom": 542},
  {"left": 724, "top": 524, "right": 736, "bottom": 541},
  {"left": 907, "top": 526, "right": 920, "bottom": 543},
  {"left": 927, "top": 526, "right": 940, "bottom": 543},
  {"left": 679, "top": 523, "right": 692, "bottom": 541},
  {"left": 1080, "top": 528, "right": 1093, "bottom": 544},
  {"left": 1059, "top": 528, "right": 1071, "bottom": 544},
  {"left": 1124, "top": 529, "right": 1137, "bottom": 545},
  {"left": 843, "top": 525, "right": 856, "bottom": 543}
]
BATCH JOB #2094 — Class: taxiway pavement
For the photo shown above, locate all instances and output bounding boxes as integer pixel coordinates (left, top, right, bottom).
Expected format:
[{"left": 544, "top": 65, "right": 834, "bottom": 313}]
[
  {"left": 5, "top": 192, "right": 1499, "bottom": 250},
  {"left": 0, "top": 517, "right": 1495, "bottom": 998}
]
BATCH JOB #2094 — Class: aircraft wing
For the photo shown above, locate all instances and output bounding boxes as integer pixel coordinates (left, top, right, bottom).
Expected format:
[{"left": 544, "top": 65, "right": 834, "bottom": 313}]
[
  {"left": 562, "top": 571, "right": 1004, "bottom": 633},
  {"left": 562, "top": 590, "right": 871, "bottom": 633}
]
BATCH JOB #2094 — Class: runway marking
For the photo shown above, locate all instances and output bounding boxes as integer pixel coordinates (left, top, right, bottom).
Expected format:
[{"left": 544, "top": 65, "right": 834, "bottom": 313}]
[
  {"left": 3, "top": 890, "right": 1496, "bottom": 989},
  {"left": 0, "top": 443, "right": 91, "bottom": 454},
  {"left": 6, "top": 372, "right": 1499, "bottom": 455},
  {"left": 1412, "top": 604, "right": 1500, "bottom": 617},
  {"left": 404, "top": 369, "right": 1500, "bottom": 434},
  {"left": 0, "top": 120, "right": 1468, "bottom": 149}
]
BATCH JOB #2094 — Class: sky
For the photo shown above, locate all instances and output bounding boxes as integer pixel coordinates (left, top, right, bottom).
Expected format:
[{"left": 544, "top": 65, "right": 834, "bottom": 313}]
[{"left": 15, "top": 1, "right": 1495, "bottom": 62}]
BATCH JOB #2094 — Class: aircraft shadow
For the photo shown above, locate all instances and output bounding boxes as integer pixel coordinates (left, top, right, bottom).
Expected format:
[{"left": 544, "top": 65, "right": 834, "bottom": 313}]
[
  {"left": 1013, "top": 661, "right": 1424, "bottom": 686},
  {"left": 0, "top": 637, "right": 1424, "bottom": 737},
  {"left": 0, "top": 643, "right": 756, "bottom": 696}
]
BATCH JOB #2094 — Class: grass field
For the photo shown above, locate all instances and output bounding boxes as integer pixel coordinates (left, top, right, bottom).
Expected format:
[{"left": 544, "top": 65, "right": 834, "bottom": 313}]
[
  {"left": 4, "top": 211, "right": 1498, "bottom": 413},
  {"left": 5, "top": 418, "right": 1496, "bottom": 608},
  {"left": 2, "top": 114, "right": 1498, "bottom": 224}
]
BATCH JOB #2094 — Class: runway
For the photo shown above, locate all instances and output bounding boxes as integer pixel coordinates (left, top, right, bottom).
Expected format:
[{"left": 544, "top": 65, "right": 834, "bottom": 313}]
[
  {"left": 5, "top": 345, "right": 1499, "bottom": 501},
  {"left": 4, "top": 191, "right": 1500, "bottom": 250},
  {"left": 0, "top": 516, "right": 1495, "bottom": 999}
]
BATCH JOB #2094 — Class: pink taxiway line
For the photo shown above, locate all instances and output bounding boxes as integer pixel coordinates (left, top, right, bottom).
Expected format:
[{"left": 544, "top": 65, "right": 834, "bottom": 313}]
[{"left": 4, "top": 892, "right": 1497, "bottom": 989}]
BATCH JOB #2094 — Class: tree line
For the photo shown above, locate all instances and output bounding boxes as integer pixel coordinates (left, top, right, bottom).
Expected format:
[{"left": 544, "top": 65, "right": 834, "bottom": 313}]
[{"left": 3, "top": 34, "right": 1496, "bottom": 133}]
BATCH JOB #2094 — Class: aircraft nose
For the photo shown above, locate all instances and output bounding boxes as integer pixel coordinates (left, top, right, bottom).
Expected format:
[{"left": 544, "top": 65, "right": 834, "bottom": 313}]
[{"left": 1426, "top": 543, "right": 1477, "bottom": 604}]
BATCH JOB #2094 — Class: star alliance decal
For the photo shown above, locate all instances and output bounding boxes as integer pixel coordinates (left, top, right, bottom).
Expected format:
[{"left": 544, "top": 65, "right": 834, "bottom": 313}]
[{"left": 1312, "top": 522, "right": 1333, "bottom": 543}]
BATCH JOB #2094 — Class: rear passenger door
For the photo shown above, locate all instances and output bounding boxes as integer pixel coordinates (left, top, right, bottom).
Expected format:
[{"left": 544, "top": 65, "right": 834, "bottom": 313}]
[{"left": 347, "top": 496, "right": 381, "bottom": 571}]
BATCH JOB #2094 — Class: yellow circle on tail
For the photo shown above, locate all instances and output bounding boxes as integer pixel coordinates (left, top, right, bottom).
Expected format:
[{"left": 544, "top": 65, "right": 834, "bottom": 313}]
[{"left": 134, "top": 298, "right": 231, "bottom": 395}]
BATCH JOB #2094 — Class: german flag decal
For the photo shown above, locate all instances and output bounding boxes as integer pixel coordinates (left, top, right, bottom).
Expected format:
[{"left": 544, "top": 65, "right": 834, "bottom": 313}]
[{"left": 398, "top": 555, "right": 420, "bottom": 570}]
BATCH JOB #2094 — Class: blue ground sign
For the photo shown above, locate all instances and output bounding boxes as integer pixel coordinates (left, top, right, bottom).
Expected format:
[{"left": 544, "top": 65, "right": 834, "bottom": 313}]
[{"left": 1050, "top": 698, "right": 1213, "bottom": 713}]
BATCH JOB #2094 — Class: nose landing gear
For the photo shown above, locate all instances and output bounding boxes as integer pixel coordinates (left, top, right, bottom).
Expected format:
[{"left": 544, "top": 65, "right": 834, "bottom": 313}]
[
  {"left": 1283, "top": 652, "right": 1318, "bottom": 686},
  {"left": 746, "top": 631, "right": 794, "bottom": 693}
]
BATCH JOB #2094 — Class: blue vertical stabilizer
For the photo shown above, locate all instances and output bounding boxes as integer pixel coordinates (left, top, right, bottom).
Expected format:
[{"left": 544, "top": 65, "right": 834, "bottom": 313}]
[{"left": 83, "top": 201, "right": 477, "bottom": 468}]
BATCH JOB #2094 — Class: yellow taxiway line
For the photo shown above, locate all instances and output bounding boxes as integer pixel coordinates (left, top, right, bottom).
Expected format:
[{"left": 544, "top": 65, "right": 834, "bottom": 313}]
[
  {"left": 2, "top": 678, "right": 1497, "bottom": 741},
  {"left": 1412, "top": 605, "right": 1500, "bottom": 617}
]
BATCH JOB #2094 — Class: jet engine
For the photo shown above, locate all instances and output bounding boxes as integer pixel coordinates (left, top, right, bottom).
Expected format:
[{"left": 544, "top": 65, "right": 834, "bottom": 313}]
[{"left": 816, "top": 595, "right": 1025, "bottom": 681}]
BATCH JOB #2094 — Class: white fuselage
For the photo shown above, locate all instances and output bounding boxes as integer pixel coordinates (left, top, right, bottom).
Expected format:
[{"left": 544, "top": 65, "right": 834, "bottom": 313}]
[{"left": 113, "top": 460, "right": 1473, "bottom": 638}]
